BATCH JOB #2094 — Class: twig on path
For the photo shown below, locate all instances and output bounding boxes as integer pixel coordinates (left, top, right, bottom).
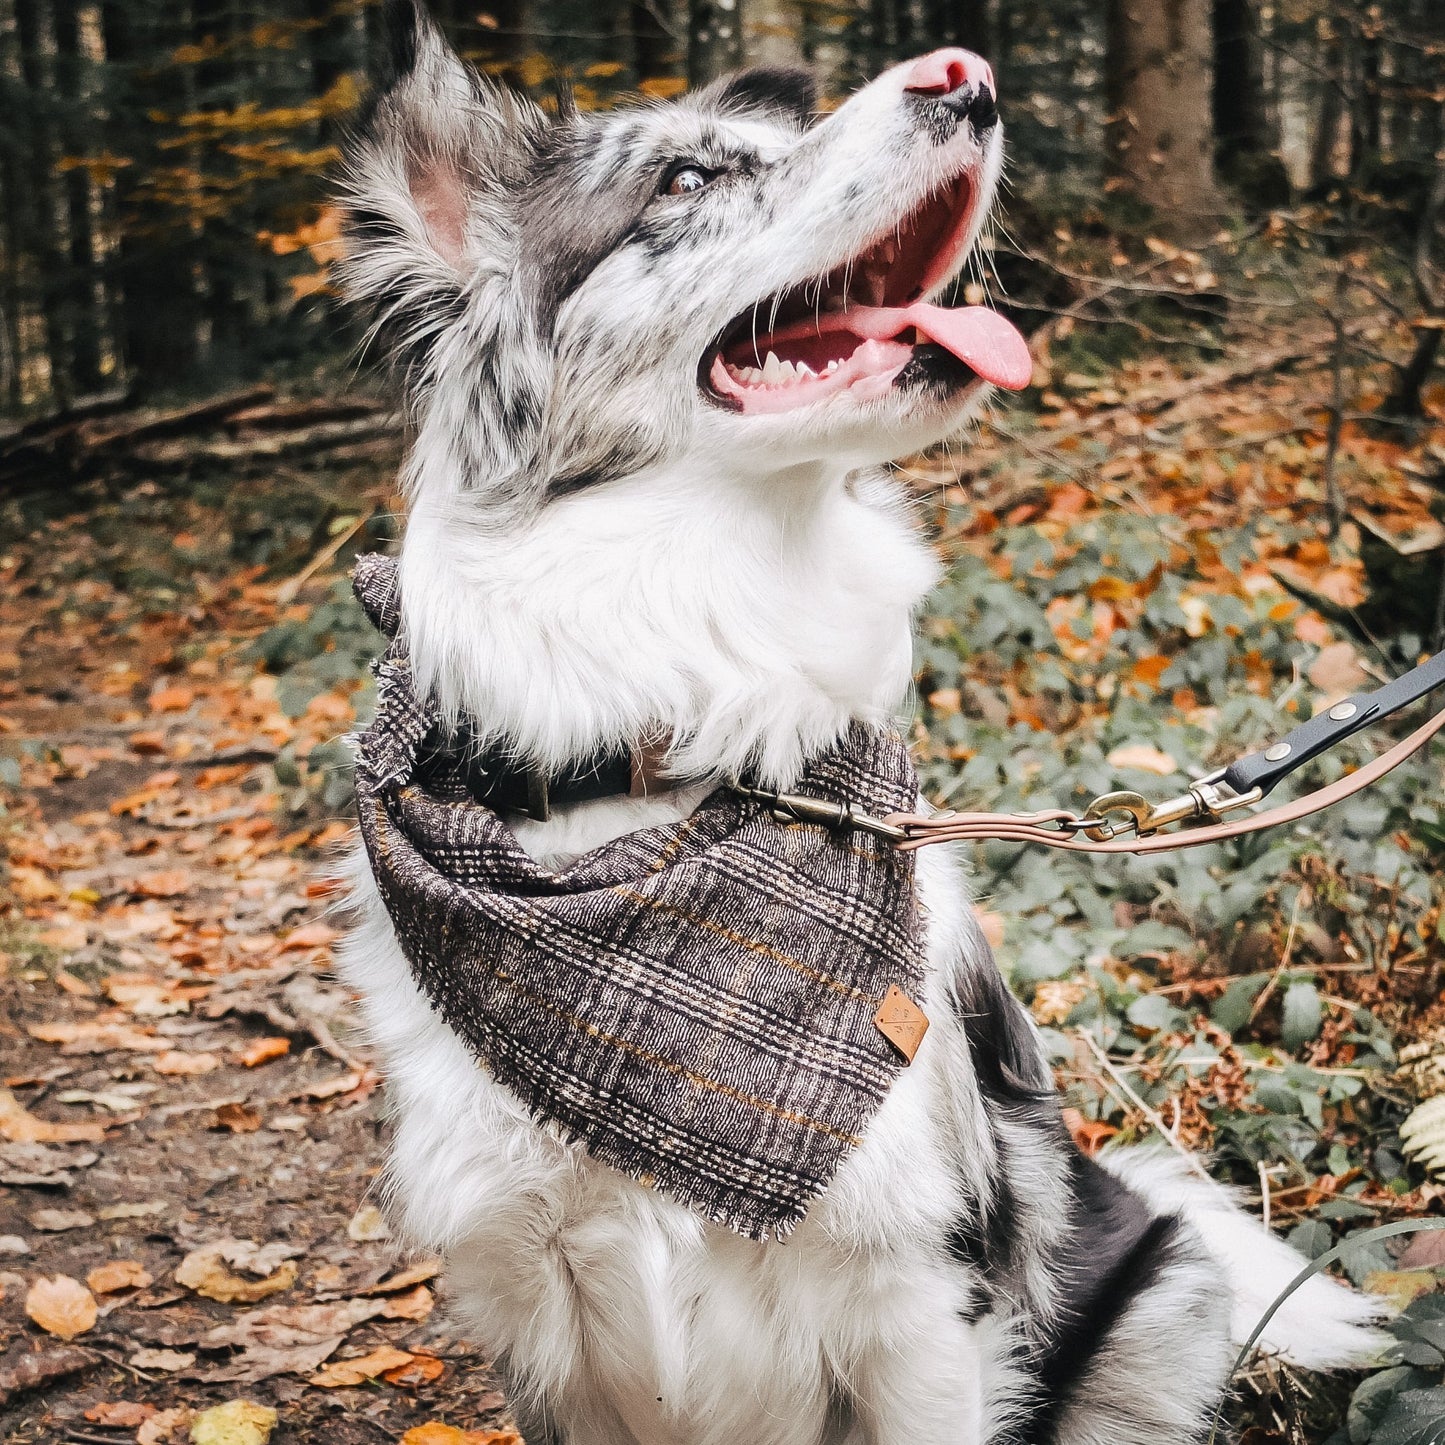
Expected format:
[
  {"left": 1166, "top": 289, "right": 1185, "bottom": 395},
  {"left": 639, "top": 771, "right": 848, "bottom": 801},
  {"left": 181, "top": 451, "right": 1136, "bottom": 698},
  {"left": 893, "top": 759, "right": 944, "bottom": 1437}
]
[
  {"left": 79, "top": 1344, "right": 156, "bottom": 1383},
  {"left": 1248, "top": 887, "right": 1307, "bottom": 1027},
  {"left": 276, "top": 509, "right": 375, "bottom": 606},
  {"left": 1077, "top": 1029, "right": 1217, "bottom": 1187}
]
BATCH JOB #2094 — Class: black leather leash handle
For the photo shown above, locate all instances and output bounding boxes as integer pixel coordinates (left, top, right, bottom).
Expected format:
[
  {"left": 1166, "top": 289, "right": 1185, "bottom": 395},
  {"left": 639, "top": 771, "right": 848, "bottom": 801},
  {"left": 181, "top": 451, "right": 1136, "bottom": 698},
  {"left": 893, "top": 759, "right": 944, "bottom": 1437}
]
[{"left": 1222, "top": 649, "right": 1445, "bottom": 800}]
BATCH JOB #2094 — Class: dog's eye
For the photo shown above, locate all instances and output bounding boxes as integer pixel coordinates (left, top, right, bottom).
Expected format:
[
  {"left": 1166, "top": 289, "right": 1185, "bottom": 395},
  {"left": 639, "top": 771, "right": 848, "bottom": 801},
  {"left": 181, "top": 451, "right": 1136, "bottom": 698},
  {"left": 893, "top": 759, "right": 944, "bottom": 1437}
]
[{"left": 662, "top": 165, "right": 716, "bottom": 197}]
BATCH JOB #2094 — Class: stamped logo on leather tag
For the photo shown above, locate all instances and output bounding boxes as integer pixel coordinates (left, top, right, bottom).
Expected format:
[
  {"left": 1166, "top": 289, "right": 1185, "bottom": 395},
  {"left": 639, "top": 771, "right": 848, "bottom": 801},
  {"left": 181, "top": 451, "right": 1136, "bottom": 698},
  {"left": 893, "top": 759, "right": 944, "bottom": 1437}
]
[{"left": 874, "top": 984, "right": 929, "bottom": 1063}]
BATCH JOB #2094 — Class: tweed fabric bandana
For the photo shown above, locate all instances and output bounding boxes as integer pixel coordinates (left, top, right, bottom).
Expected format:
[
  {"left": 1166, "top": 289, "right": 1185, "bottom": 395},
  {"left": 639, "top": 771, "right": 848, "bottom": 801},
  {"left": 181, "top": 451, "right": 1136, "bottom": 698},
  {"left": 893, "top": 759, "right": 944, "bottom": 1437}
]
[{"left": 351, "top": 553, "right": 926, "bottom": 1240}]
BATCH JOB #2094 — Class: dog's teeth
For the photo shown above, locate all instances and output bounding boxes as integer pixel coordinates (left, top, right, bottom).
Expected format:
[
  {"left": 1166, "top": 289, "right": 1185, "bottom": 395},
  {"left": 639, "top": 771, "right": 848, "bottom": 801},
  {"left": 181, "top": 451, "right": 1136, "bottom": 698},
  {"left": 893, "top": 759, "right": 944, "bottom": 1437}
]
[
  {"left": 796, "top": 361, "right": 816, "bottom": 378},
  {"left": 743, "top": 366, "right": 763, "bottom": 383},
  {"left": 824, "top": 358, "right": 840, "bottom": 374},
  {"left": 761, "top": 352, "right": 784, "bottom": 383}
]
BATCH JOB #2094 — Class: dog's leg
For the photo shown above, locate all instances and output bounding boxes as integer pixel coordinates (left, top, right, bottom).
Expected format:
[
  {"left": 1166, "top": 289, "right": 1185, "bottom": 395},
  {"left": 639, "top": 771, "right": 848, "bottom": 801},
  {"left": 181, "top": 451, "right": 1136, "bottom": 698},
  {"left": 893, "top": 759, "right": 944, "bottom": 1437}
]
[{"left": 833, "top": 1274, "right": 1000, "bottom": 1445}]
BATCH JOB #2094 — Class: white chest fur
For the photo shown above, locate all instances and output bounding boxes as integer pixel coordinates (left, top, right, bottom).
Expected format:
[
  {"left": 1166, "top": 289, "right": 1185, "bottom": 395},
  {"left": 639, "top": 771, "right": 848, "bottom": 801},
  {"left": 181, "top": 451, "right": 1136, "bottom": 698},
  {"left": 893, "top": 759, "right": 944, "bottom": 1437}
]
[{"left": 338, "top": 810, "right": 1014, "bottom": 1445}]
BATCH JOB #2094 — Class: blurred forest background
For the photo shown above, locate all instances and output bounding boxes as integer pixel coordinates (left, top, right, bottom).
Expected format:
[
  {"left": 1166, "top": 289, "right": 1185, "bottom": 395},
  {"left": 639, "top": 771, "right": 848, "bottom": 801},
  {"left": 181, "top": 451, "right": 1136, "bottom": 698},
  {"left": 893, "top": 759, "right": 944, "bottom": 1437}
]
[
  {"left": 4, "top": 3, "right": 1445, "bottom": 1445},
  {"left": 0, "top": 0, "right": 1441, "bottom": 416}
]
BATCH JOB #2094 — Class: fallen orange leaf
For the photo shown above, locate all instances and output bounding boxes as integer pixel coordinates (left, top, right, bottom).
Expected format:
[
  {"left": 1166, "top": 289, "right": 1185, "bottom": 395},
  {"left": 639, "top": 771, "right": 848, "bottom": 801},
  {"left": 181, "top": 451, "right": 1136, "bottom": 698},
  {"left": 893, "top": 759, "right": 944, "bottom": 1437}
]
[
  {"left": 239, "top": 1037, "right": 290, "bottom": 1067},
  {"left": 0, "top": 1089, "right": 106, "bottom": 1144},
  {"left": 152, "top": 1050, "right": 221, "bottom": 1076},
  {"left": 150, "top": 685, "right": 195, "bottom": 713},
  {"left": 212, "top": 1102, "right": 263, "bottom": 1133},
  {"left": 279, "top": 921, "right": 340, "bottom": 951},
  {"left": 86, "top": 1401, "right": 157, "bottom": 1427},
  {"left": 382, "top": 1352, "right": 445, "bottom": 1387},
  {"left": 308, "top": 1345, "right": 414, "bottom": 1388},
  {"left": 134, "top": 869, "right": 192, "bottom": 899},
  {"left": 380, "top": 1284, "right": 434, "bottom": 1321},
  {"left": 87, "top": 1260, "right": 153, "bottom": 1295},
  {"left": 26, "top": 1275, "right": 98, "bottom": 1339},
  {"left": 401, "top": 1428, "right": 522, "bottom": 1445}
]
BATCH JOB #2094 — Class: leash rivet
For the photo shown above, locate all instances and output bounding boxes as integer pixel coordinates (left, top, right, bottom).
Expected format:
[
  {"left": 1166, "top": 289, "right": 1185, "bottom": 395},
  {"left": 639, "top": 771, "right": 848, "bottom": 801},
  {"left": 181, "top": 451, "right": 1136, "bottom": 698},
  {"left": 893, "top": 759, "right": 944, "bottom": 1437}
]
[
  {"left": 1328, "top": 701, "right": 1358, "bottom": 721},
  {"left": 1264, "top": 742, "right": 1292, "bottom": 761}
]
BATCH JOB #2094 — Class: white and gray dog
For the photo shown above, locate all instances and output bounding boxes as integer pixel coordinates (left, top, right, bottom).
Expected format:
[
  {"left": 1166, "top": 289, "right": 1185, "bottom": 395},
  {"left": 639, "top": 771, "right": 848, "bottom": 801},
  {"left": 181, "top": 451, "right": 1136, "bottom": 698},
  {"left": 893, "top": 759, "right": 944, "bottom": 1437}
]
[{"left": 335, "top": 5, "right": 1388, "bottom": 1442}]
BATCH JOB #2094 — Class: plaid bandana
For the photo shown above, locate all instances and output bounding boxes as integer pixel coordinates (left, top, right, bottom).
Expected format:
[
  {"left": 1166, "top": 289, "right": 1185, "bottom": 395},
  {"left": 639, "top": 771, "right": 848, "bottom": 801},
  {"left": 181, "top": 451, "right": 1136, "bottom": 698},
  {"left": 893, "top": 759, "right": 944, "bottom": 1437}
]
[{"left": 351, "top": 553, "right": 926, "bottom": 1240}]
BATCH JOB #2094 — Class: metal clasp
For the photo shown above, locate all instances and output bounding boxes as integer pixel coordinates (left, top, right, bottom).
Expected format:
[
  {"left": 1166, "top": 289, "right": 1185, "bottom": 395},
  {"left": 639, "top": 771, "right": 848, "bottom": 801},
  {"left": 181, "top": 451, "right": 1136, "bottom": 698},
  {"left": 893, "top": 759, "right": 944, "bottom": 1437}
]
[
  {"left": 1080, "top": 772, "right": 1264, "bottom": 841},
  {"left": 732, "top": 784, "right": 909, "bottom": 842}
]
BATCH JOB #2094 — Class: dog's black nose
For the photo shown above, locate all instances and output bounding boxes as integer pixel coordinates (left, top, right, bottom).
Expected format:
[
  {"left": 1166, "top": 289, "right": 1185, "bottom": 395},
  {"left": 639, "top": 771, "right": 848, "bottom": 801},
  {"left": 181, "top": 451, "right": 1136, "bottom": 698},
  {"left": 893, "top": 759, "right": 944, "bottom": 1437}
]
[
  {"left": 902, "top": 48, "right": 999, "bottom": 135},
  {"left": 941, "top": 81, "right": 998, "bottom": 132}
]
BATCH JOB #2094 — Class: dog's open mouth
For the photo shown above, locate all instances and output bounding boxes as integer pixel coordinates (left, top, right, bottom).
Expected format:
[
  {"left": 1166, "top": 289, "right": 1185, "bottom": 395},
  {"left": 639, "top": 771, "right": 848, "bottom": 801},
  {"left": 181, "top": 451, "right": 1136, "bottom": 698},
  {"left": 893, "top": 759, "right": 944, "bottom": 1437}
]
[{"left": 703, "top": 175, "right": 1031, "bottom": 414}]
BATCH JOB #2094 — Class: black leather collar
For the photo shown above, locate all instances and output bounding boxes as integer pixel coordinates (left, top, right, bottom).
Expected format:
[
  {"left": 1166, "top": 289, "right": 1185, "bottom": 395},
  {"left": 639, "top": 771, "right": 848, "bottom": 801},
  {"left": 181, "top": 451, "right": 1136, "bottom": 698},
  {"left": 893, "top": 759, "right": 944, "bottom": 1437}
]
[{"left": 417, "top": 723, "right": 634, "bottom": 821}]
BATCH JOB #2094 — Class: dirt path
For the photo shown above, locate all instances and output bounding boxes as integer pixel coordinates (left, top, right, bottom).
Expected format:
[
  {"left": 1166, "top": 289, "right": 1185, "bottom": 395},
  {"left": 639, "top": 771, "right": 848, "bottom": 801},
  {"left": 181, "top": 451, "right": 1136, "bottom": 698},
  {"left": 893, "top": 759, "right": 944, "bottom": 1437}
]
[{"left": 0, "top": 476, "right": 510, "bottom": 1444}]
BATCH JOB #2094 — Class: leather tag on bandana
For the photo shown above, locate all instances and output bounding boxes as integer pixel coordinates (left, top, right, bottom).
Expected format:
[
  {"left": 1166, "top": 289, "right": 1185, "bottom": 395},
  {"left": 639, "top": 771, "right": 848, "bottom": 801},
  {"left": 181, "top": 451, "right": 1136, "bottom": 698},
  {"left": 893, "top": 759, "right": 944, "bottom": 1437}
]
[{"left": 874, "top": 985, "right": 929, "bottom": 1063}]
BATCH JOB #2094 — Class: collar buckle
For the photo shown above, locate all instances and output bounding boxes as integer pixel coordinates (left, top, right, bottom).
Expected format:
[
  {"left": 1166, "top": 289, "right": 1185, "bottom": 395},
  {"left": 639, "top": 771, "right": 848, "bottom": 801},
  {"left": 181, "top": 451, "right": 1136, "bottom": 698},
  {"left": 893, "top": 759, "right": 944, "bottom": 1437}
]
[{"left": 732, "top": 784, "right": 910, "bottom": 843}]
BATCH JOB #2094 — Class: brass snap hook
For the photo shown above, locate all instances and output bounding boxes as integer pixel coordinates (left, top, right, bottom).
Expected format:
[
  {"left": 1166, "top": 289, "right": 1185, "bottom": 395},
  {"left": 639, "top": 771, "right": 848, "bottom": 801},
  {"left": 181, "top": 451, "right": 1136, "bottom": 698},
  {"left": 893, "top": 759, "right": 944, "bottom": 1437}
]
[{"left": 1081, "top": 790, "right": 1155, "bottom": 841}]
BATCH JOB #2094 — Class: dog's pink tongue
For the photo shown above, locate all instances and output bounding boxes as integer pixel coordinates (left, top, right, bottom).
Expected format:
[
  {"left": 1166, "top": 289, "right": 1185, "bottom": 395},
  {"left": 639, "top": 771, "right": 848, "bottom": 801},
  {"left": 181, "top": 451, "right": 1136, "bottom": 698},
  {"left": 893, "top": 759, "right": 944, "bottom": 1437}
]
[{"left": 849, "top": 304, "right": 1033, "bottom": 390}]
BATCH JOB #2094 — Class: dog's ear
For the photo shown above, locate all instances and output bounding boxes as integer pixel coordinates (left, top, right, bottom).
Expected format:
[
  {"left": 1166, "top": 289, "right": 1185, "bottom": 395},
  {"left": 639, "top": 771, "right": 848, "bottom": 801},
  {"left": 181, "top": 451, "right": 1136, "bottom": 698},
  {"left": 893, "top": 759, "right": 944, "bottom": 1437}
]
[
  {"left": 701, "top": 67, "right": 817, "bottom": 129},
  {"left": 338, "top": 0, "right": 547, "bottom": 377}
]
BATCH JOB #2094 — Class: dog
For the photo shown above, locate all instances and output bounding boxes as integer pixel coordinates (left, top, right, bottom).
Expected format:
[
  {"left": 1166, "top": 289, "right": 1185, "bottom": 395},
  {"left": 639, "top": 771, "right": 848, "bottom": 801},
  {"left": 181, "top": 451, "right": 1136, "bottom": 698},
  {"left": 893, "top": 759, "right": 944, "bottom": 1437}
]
[{"left": 334, "top": 5, "right": 1389, "bottom": 1441}]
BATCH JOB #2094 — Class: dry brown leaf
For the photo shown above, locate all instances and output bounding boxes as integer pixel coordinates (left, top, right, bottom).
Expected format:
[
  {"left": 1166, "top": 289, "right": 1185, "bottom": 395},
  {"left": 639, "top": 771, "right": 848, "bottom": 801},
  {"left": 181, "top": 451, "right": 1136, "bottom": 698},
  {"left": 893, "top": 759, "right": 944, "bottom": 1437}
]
[
  {"left": 152, "top": 1050, "right": 221, "bottom": 1076},
  {"left": 382, "top": 1352, "right": 445, "bottom": 1387},
  {"left": 176, "top": 1240, "right": 301, "bottom": 1304},
  {"left": 30, "top": 1208, "right": 95, "bottom": 1232},
  {"left": 87, "top": 1259, "right": 153, "bottom": 1294},
  {"left": 133, "top": 868, "right": 192, "bottom": 899},
  {"left": 0, "top": 1089, "right": 105, "bottom": 1144},
  {"left": 137, "top": 1407, "right": 191, "bottom": 1445},
  {"left": 130, "top": 1348, "right": 196, "bottom": 1372},
  {"left": 85, "top": 1401, "right": 157, "bottom": 1427},
  {"left": 197, "top": 1297, "right": 392, "bottom": 1383},
  {"left": 296, "top": 1070, "right": 364, "bottom": 1100},
  {"left": 358, "top": 1258, "right": 443, "bottom": 1295},
  {"left": 1105, "top": 743, "right": 1179, "bottom": 776},
  {"left": 9, "top": 865, "right": 61, "bottom": 901},
  {"left": 213, "top": 1102, "right": 263, "bottom": 1133},
  {"left": 25, "top": 1274, "right": 98, "bottom": 1339},
  {"left": 279, "top": 921, "right": 340, "bottom": 952},
  {"left": 239, "top": 1037, "right": 290, "bottom": 1067},
  {"left": 28, "top": 1019, "right": 168, "bottom": 1055},
  {"left": 1307, "top": 640, "right": 1369, "bottom": 703},
  {"left": 104, "top": 974, "right": 198, "bottom": 1018},
  {"left": 379, "top": 1284, "right": 434, "bottom": 1321},
  {"left": 307, "top": 1345, "right": 414, "bottom": 1388}
]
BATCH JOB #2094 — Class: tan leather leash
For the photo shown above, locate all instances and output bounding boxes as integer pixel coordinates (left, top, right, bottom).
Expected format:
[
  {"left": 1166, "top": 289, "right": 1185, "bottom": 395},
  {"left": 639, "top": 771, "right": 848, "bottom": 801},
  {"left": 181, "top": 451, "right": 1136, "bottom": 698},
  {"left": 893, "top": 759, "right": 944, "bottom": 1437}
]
[
  {"left": 885, "top": 706, "right": 1445, "bottom": 854},
  {"left": 738, "top": 650, "right": 1445, "bottom": 857}
]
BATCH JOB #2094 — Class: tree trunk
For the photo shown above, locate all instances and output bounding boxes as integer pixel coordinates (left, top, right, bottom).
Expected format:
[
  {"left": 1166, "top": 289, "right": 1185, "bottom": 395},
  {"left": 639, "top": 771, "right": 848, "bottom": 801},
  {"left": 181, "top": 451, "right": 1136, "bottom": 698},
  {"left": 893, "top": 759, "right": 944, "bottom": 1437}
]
[
  {"left": 1106, "top": 0, "right": 1221, "bottom": 232},
  {"left": 688, "top": 0, "right": 742, "bottom": 85},
  {"left": 14, "top": 0, "right": 75, "bottom": 405},
  {"left": 1212, "top": 0, "right": 1285, "bottom": 203},
  {"left": 53, "top": 0, "right": 105, "bottom": 394},
  {"left": 101, "top": 0, "right": 201, "bottom": 395},
  {"left": 1212, "top": 0, "right": 1268, "bottom": 157}
]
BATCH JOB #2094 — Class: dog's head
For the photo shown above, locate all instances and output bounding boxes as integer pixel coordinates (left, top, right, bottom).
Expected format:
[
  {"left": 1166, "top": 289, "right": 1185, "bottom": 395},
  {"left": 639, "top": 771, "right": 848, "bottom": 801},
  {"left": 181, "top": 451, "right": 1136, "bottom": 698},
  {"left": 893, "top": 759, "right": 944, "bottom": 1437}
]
[{"left": 340, "top": 0, "right": 1026, "bottom": 507}]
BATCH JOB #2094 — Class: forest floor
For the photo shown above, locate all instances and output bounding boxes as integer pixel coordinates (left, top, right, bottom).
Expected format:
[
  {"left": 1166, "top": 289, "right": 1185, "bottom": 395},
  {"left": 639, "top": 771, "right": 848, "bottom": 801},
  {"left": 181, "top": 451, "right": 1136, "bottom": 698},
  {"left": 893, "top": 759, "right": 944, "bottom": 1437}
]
[
  {"left": 3, "top": 247, "right": 1445, "bottom": 1443},
  {"left": 0, "top": 452, "right": 519, "bottom": 1443}
]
